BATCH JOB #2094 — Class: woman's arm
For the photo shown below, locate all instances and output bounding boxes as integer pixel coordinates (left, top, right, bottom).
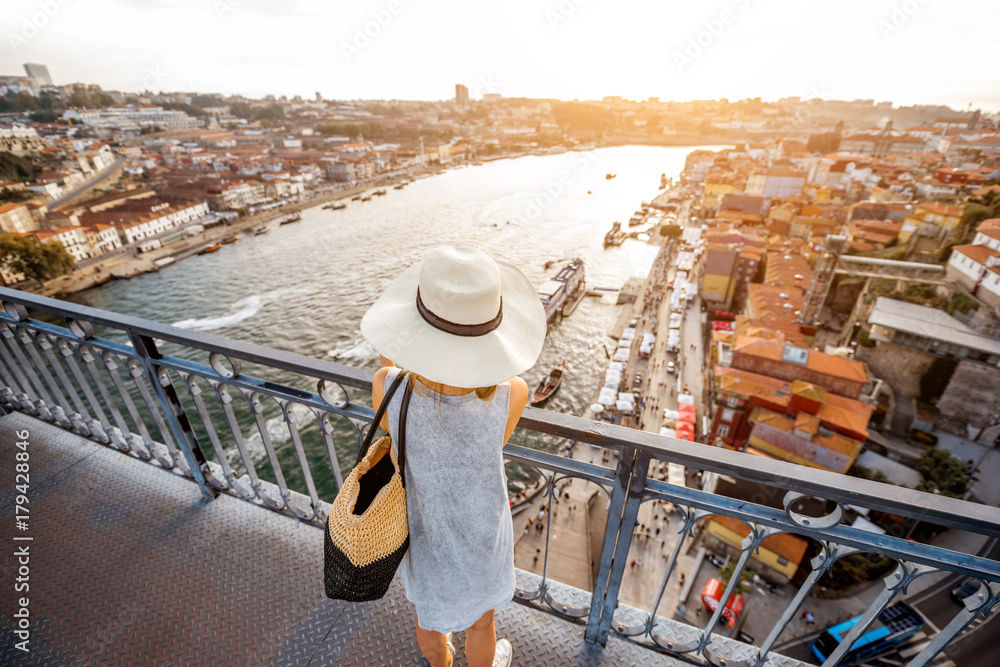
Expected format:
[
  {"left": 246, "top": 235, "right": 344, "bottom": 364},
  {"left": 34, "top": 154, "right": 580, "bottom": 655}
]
[
  {"left": 502, "top": 376, "right": 529, "bottom": 447},
  {"left": 370, "top": 366, "right": 392, "bottom": 432}
]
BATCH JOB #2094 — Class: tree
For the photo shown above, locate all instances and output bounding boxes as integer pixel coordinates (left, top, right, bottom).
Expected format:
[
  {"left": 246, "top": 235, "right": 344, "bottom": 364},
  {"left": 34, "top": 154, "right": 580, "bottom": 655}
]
[
  {"left": 916, "top": 448, "right": 970, "bottom": 499},
  {"left": 848, "top": 463, "right": 889, "bottom": 484},
  {"left": 29, "top": 110, "right": 59, "bottom": 123},
  {"left": 919, "top": 357, "right": 957, "bottom": 403},
  {"left": 718, "top": 559, "right": 751, "bottom": 594},
  {"left": 659, "top": 224, "right": 682, "bottom": 238},
  {"left": 948, "top": 292, "right": 979, "bottom": 316},
  {"left": 0, "top": 152, "right": 40, "bottom": 182},
  {"left": 0, "top": 233, "right": 75, "bottom": 286}
]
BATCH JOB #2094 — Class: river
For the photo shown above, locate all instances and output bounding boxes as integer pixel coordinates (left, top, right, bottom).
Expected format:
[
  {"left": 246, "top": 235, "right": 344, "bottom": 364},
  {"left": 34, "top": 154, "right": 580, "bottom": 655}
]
[{"left": 64, "top": 145, "right": 723, "bottom": 496}]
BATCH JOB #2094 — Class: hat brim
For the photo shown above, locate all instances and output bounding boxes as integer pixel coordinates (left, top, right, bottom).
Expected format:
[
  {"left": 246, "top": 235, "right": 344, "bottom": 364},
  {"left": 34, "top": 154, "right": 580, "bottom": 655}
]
[{"left": 360, "top": 258, "right": 547, "bottom": 388}]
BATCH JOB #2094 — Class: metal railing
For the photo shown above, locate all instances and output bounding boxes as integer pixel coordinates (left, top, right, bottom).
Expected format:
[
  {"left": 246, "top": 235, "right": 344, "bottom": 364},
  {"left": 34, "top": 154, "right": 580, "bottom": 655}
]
[{"left": 1, "top": 287, "right": 999, "bottom": 667}]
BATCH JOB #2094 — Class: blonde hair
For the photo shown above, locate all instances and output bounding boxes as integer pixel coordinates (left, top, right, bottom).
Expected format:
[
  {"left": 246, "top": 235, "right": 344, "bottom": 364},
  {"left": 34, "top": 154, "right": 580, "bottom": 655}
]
[{"left": 409, "top": 372, "right": 498, "bottom": 402}]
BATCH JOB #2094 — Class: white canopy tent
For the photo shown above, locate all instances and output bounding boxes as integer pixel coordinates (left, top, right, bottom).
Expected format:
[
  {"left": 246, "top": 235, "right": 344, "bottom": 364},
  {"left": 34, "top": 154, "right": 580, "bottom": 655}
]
[{"left": 597, "top": 387, "right": 618, "bottom": 407}]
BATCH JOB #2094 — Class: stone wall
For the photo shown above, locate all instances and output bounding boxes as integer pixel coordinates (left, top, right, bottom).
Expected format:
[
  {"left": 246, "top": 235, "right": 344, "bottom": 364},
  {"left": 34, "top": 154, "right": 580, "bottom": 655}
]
[
  {"left": 855, "top": 341, "right": 936, "bottom": 398},
  {"left": 936, "top": 361, "right": 1000, "bottom": 441}
]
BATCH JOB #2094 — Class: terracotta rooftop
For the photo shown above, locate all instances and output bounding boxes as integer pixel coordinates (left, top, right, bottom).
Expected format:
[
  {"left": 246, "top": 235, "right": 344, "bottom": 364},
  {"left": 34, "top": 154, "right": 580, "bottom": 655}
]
[
  {"left": 976, "top": 219, "right": 1000, "bottom": 241},
  {"left": 749, "top": 407, "right": 863, "bottom": 458},
  {"left": 733, "top": 336, "right": 870, "bottom": 385},
  {"left": 916, "top": 202, "right": 963, "bottom": 217},
  {"left": 954, "top": 244, "right": 1000, "bottom": 265},
  {"left": 0, "top": 202, "right": 28, "bottom": 215},
  {"left": 708, "top": 515, "right": 809, "bottom": 565}
]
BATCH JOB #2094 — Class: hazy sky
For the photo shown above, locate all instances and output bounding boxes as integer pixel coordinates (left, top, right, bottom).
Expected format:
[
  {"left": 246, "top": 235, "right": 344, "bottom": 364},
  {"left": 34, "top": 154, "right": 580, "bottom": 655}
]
[{"left": 3, "top": 0, "right": 999, "bottom": 110}]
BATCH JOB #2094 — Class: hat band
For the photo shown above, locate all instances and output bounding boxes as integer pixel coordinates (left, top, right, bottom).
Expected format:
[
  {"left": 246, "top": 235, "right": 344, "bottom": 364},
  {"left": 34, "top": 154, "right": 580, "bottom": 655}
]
[{"left": 416, "top": 288, "right": 503, "bottom": 337}]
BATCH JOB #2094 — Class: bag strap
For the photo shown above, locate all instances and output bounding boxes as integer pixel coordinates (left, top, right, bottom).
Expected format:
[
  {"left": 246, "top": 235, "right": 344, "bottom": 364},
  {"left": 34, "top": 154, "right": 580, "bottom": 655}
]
[
  {"left": 397, "top": 377, "right": 413, "bottom": 488},
  {"left": 354, "top": 369, "right": 408, "bottom": 467}
]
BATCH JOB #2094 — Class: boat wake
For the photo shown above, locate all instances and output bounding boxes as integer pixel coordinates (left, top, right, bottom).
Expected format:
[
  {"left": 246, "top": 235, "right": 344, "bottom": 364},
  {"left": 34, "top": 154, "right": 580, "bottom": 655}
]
[
  {"left": 171, "top": 286, "right": 306, "bottom": 332},
  {"left": 240, "top": 401, "right": 317, "bottom": 464},
  {"left": 327, "top": 336, "right": 379, "bottom": 366}
]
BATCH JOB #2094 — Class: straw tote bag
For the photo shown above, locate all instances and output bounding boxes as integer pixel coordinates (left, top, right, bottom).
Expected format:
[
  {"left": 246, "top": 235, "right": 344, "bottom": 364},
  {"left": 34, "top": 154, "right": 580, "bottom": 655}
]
[{"left": 324, "top": 370, "right": 412, "bottom": 601}]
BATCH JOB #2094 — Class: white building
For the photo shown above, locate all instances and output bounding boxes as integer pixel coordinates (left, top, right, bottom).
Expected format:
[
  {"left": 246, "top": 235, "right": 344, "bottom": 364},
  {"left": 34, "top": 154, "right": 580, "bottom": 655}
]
[
  {"left": 83, "top": 223, "right": 123, "bottom": 256},
  {"left": 972, "top": 219, "right": 1000, "bottom": 252},
  {"left": 0, "top": 202, "right": 38, "bottom": 233},
  {"left": 62, "top": 105, "right": 201, "bottom": 134},
  {"left": 32, "top": 226, "right": 90, "bottom": 262},
  {"left": 205, "top": 181, "right": 264, "bottom": 210},
  {"left": 947, "top": 244, "right": 1000, "bottom": 292}
]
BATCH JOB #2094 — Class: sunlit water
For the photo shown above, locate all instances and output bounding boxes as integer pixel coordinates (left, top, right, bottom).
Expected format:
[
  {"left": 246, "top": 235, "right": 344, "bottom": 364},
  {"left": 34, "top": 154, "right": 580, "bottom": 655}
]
[{"left": 66, "top": 145, "right": 723, "bottom": 496}]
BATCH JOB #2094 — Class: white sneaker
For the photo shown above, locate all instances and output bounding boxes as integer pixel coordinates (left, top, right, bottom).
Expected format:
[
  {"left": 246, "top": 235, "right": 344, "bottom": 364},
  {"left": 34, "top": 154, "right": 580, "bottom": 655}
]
[
  {"left": 492, "top": 637, "right": 513, "bottom": 667},
  {"left": 445, "top": 633, "right": 456, "bottom": 664}
]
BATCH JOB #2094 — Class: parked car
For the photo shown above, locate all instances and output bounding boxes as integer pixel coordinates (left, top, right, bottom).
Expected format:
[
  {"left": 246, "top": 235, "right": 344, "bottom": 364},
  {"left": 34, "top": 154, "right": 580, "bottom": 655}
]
[
  {"left": 909, "top": 429, "right": 938, "bottom": 446},
  {"left": 632, "top": 372, "right": 643, "bottom": 392},
  {"left": 705, "top": 550, "right": 726, "bottom": 568},
  {"left": 952, "top": 581, "right": 980, "bottom": 604},
  {"left": 666, "top": 361, "right": 676, "bottom": 374}
]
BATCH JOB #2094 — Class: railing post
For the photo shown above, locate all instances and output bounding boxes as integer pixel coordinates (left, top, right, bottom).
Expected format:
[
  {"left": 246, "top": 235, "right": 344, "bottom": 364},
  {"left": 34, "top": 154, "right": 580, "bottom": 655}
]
[
  {"left": 126, "top": 329, "right": 217, "bottom": 501},
  {"left": 585, "top": 447, "right": 633, "bottom": 645},
  {"left": 587, "top": 447, "right": 651, "bottom": 646}
]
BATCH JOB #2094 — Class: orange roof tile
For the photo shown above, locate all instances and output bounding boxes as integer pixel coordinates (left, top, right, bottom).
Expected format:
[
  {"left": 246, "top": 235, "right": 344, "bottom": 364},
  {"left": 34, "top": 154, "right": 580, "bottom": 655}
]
[
  {"left": 708, "top": 516, "right": 809, "bottom": 565},
  {"left": 954, "top": 245, "right": 1000, "bottom": 265},
  {"left": 791, "top": 380, "right": 827, "bottom": 403},
  {"left": 916, "top": 202, "right": 963, "bottom": 217},
  {"left": 734, "top": 337, "right": 870, "bottom": 384}
]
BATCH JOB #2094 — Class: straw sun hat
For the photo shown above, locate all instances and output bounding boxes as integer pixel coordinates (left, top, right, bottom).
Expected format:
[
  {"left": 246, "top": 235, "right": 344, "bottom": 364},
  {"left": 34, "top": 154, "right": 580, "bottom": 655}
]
[{"left": 360, "top": 246, "right": 547, "bottom": 388}]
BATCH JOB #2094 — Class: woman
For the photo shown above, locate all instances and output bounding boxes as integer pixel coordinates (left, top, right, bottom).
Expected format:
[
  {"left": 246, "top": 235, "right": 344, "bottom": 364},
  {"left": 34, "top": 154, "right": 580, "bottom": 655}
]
[{"left": 361, "top": 246, "right": 546, "bottom": 667}]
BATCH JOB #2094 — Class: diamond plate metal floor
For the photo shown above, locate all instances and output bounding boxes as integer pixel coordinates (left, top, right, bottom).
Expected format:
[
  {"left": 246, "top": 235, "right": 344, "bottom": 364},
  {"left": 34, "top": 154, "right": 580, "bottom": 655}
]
[{"left": 0, "top": 413, "right": 685, "bottom": 666}]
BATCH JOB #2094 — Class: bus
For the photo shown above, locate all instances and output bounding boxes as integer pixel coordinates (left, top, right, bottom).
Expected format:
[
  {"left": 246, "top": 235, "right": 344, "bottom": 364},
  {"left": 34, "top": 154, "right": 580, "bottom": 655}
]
[{"left": 811, "top": 602, "right": 924, "bottom": 665}]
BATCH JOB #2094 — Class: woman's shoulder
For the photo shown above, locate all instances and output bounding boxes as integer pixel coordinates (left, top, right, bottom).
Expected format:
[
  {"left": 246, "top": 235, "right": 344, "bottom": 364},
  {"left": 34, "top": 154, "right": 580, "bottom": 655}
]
[{"left": 507, "top": 376, "right": 529, "bottom": 411}]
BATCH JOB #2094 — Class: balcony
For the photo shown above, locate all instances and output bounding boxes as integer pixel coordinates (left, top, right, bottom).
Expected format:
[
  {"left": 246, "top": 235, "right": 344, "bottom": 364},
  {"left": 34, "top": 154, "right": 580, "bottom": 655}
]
[{"left": 1, "top": 287, "right": 998, "bottom": 666}]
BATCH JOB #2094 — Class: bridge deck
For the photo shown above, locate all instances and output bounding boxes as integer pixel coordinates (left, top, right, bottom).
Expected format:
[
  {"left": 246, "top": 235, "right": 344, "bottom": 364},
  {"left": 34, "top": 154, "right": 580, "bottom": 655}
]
[{"left": 0, "top": 413, "right": 681, "bottom": 666}]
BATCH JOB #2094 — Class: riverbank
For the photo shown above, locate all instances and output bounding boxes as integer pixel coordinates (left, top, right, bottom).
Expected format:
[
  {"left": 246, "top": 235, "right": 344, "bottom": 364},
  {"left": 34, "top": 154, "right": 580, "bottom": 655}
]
[{"left": 36, "top": 171, "right": 423, "bottom": 298}]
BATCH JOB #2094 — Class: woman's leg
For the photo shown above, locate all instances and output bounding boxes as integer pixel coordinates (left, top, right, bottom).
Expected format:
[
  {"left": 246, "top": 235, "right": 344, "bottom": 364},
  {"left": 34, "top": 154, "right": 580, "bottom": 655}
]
[
  {"left": 465, "top": 609, "right": 497, "bottom": 667},
  {"left": 414, "top": 615, "right": 452, "bottom": 667}
]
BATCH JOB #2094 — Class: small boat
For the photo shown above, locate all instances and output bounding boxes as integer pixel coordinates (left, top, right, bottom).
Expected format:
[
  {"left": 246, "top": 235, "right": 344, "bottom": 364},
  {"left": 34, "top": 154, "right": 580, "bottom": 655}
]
[
  {"left": 361, "top": 195, "right": 372, "bottom": 202},
  {"left": 544, "top": 260, "right": 556, "bottom": 269},
  {"left": 329, "top": 202, "right": 346, "bottom": 210},
  {"left": 278, "top": 213, "right": 301, "bottom": 226},
  {"left": 220, "top": 235, "right": 239, "bottom": 244},
  {"left": 604, "top": 222, "right": 626, "bottom": 247},
  {"left": 373, "top": 189, "right": 387, "bottom": 196},
  {"left": 605, "top": 173, "right": 617, "bottom": 180},
  {"left": 393, "top": 183, "right": 406, "bottom": 190},
  {"left": 351, "top": 195, "right": 362, "bottom": 201},
  {"left": 531, "top": 362, "right": 565, "bottom": 405},
  {"left": 200, "top": 243, "right": 222, "bottom": 254},
  {"left": 254, "top": 224, "right": 270, "bottom": 235},
  {"left": 587, "top": 190, "right": 592, "bottom": 194}
]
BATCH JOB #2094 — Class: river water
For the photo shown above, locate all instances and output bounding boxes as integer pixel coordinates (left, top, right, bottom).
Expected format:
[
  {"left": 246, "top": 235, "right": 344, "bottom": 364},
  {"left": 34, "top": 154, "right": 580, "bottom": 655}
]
[{"left": 65, "top": 145, "right": 721, "bottom": 497}]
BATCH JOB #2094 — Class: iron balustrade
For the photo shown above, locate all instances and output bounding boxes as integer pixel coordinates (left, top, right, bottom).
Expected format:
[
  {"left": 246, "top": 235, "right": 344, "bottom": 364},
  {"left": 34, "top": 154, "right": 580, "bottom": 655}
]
[{"left": 1, "top": 287, "right": 999, "bottom": 667}]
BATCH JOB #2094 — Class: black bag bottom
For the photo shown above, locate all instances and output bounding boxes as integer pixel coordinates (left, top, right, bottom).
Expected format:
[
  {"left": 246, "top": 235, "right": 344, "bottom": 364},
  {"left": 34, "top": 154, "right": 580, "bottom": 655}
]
[{"left": 324, "top": 524, "right": 409, "bottom": 602}]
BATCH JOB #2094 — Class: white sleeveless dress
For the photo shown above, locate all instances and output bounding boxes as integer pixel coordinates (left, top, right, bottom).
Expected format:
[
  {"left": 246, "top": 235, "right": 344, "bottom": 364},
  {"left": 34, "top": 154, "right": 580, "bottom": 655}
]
[{"left": 381, "top": 367, "right": 515, "bottom": 633}]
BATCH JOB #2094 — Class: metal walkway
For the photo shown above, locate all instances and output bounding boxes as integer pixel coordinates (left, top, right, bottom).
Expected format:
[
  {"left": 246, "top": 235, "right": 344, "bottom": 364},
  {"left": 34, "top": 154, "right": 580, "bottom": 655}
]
[{"left": 0, "top": 413, "right": 682, "bottom": 666}]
